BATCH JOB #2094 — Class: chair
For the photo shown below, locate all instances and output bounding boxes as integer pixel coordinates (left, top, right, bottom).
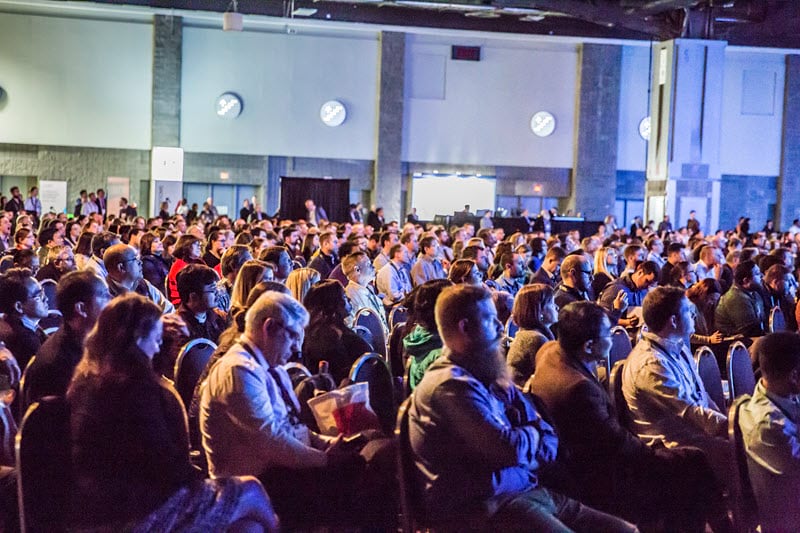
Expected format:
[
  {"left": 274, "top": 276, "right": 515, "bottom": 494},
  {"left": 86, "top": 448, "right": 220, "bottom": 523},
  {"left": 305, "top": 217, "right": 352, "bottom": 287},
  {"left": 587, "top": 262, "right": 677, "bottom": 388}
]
[
  {"left": 352, "top": 325, "right": 374, "bottom": 351},
  {"left": 608, "top": 325, "right": 632, "bottom": 374},
  {"left": 505, "top": 317, "right": 519, "bottom": 340},
  {"left": 16, "top": 396, "right": 73, "bottom": 533},
  {"left": 173, "top": 338, "right": 217, "bottom": 412},
  {"left": 283, "top": 361, "right": 312, "bottom": 388},
  {"left": 608, "top": 359, "right": 632, "bottom": 430},
  {"left": 354, "top": 308, "right": 387, "bottom": 358},
  {"left": 694, "top": 346, "right": 726, "bottom": 410},
  {"left": 394, "top": 395, "right": 487, "bottom": 533},
  {"left": 387, "top": 321, "right": 407, "bottom": 379},
  {"left": 727, "top": 341, "right": 756, "bottom": 400},
  {"left": 388, "top": 306, "right": 408, "bottom": 330},
  {"left": 728, "top": 397, "right": 759, "bottom": 533},
  {"left": 769, "top": 306, "right": 786, "bottom": 333},
  {"left": 349, "top": 352, "right": 396, "bottom": 434},
  {"left": 18, "top": 356, "right": 36, "bottom": 415},
  {"left": 39, "top": 279, "right": 58, "bottom": 311}
]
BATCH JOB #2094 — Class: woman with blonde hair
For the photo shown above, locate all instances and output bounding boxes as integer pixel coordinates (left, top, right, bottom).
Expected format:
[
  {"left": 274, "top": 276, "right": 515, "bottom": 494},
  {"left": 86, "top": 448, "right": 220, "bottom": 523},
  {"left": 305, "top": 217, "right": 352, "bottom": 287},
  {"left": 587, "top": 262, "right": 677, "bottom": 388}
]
[
  {"left": 68, "top": 293, "right": 277, "bottom": 531},
  {"left": 591, "top": 246, "right": 619, "bottom": 299},
  {"left": 285, "top": 267, "right": 321, "bottom": 303},
  {"left": 506, "top": 283, "right": 557, "bottom": 387}
]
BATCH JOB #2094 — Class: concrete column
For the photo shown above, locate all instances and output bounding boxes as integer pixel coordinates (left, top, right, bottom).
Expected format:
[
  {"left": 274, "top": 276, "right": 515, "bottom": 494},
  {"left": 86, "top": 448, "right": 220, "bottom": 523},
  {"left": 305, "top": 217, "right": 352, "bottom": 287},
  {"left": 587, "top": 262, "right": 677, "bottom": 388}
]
[
  {"left": 152, "top": 15, "right": 182, "bottom": 147},
  {"left": 645, "top": 39, "right": 726, "bottom": 233},
  {"left": 567, "top": 44, "right": 622, "bottom": 221},
  {"left": 373, "top": 31, "right": 405, "bottom": 223},
  {"left": 777, "top": 54, "right": 800, "bottom": 231}
]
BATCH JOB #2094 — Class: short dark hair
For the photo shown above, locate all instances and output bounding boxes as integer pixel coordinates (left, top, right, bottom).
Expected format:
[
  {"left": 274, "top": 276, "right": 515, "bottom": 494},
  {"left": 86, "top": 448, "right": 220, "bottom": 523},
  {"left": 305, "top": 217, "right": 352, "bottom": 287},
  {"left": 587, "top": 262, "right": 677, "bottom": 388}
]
[
  {"left": 755, "top": 332, "right": 800, "bottom": 382},
  {"left": 642, "top": 286, "right": 685, "bottom": 332},
  {"left": 38, "top": 227, "right": 58, "bottom": 247},
  {"left": 379, "top": 231, "right": 394, "bottom": 247},
  {"left": 260, "top": 246, "right": 289, "bottom": 266},
  {"left": 389, "top": 243, "right": 403, "bottom": 259},
  {"left": 57, "top": 271, "right": 104, "bottom": 320},
  {"left": 176, "top": 264, "right": 219, "bottom": 304},
  {"left": 419, "top": 235, "right": 437, "bottom": 252},
  {"left": 635, "top": 260, "right": 661, "bottom": 278},
  {"left": 0, "top": 268, "right": 33, "bottom": 315},
  {"left": 220, "top": 245, "right": 252, "bottom": 277},
  {"left": 14, "top": 228, "right": 31, "bottom": 245},
  {"left": 667, "top": 242, "right": 685, "bottom": 255},
  {"left": 91, "top": 231, "right": 119, "bottom": 258},
  {"left": 411, "top": 279, "right": 453, "bottom": 331},
  {"left": 558, "top": 301, "right": 608, "bottom": 352},
  {"left": 461, "top": 245, "right": 483, "bottom": 261},
  {"left": 734, "top": 260, "right": 757, "bottom": 286}
]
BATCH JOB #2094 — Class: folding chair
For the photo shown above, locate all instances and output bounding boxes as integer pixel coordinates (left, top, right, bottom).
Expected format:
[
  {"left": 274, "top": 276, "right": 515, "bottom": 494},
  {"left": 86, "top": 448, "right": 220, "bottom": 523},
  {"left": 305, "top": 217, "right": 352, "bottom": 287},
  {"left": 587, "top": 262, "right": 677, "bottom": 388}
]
[
  {"left": 388, "top": 306, "right": 408, "bottom": 331},
  {"left": 173, "top": 338, "right": 217, "bottom": 412},
  {"left": 769, "top": 306, "right": 786, "bottom": 333},
  {"left": 609, "top": 359, "right": 632, "bottom": 430},
  {"left": 283, "top": 361, "right": 313, "bottom": 388},
  {"left": 607, "top": 325, "right": 632, "bottom": 376},
  {"left": 39, "top": 279, "right": 58, "bottom": 311},
  {"left": 354, "top": 308, "right": 387, "bottom": 358},
  {"left": 505, "top": 317, "right": 519, "bottom": 340},
  {"left": 727, "top": 341, "right": 756, "bottom": 400},
  {"left": 694, "top": 345, "right": 726, "bottom": 410},
  {"left": 728, "top": 397, "right": 759, "bottom": 533},
  {"left": 349, "top": 353, "right": 396, "bottom": 434}
]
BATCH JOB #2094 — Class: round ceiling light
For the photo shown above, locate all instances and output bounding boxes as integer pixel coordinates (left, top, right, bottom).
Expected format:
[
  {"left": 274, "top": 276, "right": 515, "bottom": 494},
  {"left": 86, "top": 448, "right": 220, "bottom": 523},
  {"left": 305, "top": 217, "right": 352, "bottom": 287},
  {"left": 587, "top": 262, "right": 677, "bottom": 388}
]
[
  {"left": 320, "top": 100, "right": 346, "bottom": 127},
  {"left": 639, "top": 116, "right": 651, "bottom": 141},
  {"left": 530, "top": 111, "right": 556, "bottom": 137}
]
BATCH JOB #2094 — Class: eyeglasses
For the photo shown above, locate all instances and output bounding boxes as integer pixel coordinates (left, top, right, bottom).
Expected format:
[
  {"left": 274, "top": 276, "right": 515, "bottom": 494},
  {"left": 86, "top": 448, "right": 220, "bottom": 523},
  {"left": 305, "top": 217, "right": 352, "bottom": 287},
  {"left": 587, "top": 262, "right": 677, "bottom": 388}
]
[
  {"left": 123, "top": 257, "right": 142, "bottom": 266},
  {"left": 28, "top": 289, "right": 45, "bottom": 302}
]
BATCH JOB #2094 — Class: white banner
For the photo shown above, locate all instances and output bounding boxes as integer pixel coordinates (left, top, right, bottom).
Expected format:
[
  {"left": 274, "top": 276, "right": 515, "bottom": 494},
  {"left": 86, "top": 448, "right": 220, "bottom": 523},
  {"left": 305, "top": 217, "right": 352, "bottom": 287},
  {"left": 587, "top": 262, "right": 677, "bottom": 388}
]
[
  {"left": 39, "top": 180, "right": 68, "bottom": 215},
  {"left": 106, "top": 177, "right": 130, "bottom": 218}
]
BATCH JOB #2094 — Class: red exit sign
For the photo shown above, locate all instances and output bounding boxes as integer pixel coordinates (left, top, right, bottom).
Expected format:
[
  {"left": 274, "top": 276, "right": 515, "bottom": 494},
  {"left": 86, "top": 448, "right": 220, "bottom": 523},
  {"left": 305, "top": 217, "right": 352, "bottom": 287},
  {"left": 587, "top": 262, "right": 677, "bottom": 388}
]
[{"left": 451, "top": 45, "right": 481, "bottom": 61}]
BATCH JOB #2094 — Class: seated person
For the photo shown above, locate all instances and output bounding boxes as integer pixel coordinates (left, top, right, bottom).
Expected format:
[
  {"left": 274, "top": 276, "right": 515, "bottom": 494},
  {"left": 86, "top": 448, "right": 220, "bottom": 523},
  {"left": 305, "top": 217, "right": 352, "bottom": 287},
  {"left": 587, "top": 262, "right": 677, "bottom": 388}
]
[
  {"left": 173, "top": 264, "right": 228, "bottom": 344},
  {"left": 623, "top": 286, "right": 733, "bottom": 488},
  {"left": 0, "top": 354, "right": 19, "bottom": 532},
  {"left": 739, "top": 332, "right": 800, "bottom": 532},
  {"left": 715, "top": 260, "right": 766, "bottom": 337},
  {"left": 408, "top": 284, "right": 635, "bottom": 531},
  {"left": 598, "top": 260, "right": 659, "bottom": 327},
  {"left": 23, "top": 272, "right": 111, "bottom": 407},
  {"left": 0, "top": 268, "right": 49, "bottom": 371},
  {"left": 301, "top": 279, "right": 371, "bottom": 384},
  {"left": 506, "top": 284, "right": 557, "bottom": 387},
  {"left": 200, "top": 290, "right": 394, "bottom": 528},
  {"left": 104, "top": 244, "right": 175, "bottom": 314},
  {"left": 402, "top": 279, "right": 452, "bottom": 390},
  {"left": 35, "top": 245, "right": 76, "bottom": 283},
  {"left": 529, "top": 301, "right": 726, "bottom": 530},
  {"left": 68, "top": 294, "right": 276, "bottom": 530}
]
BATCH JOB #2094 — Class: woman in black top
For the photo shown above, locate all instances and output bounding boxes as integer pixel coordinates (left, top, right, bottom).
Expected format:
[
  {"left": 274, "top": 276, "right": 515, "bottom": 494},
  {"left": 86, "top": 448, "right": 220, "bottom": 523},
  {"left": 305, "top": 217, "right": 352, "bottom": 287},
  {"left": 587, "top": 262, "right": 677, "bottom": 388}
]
[{"left": 140, "top": 232, "right": 171, "bottom": 295}]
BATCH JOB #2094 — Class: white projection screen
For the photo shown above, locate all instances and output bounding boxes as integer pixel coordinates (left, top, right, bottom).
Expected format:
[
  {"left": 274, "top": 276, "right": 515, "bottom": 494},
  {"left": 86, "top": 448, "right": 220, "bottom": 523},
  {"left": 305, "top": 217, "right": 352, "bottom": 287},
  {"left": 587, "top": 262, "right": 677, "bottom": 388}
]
[{"left": 411, "top": 175, "right": 496, "bottom": 220}]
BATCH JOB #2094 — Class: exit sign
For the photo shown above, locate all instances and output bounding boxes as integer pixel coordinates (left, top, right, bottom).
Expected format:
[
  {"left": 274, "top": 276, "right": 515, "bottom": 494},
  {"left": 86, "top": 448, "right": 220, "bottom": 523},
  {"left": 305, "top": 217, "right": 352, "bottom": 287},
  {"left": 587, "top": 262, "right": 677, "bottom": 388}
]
[{"left": 451, "top": 46, "right": 481, "bottom": 61}]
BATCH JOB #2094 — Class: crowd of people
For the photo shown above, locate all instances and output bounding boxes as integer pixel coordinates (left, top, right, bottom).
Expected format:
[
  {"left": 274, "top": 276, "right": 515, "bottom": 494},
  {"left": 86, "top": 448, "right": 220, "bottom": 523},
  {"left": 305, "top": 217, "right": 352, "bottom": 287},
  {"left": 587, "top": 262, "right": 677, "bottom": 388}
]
[{"left": 0, "top": 192, "right": 797, "bottom": 531}]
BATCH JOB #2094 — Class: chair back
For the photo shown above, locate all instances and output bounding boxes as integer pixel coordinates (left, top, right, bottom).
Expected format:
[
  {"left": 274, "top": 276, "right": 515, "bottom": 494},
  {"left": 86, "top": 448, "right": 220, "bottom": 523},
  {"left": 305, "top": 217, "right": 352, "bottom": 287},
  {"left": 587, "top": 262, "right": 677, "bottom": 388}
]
[
  {"left": 352, "top": 325, "right": 374, "bottom": 351},
  {"left": 395, "top": 395, "right": 421, "bottom": 533},
  {"left": 387, "top": 321, "right": 408, "bottom": 379},
  {"left": 349, "top": 352, "right": 396, "bottom": 434},
  {"left": 727, "top": 341, "right": 756, "bottom": 400},
  {"left": 16, "top": 396, "right": 73, "bottom": 533},
  {"left": 355, "top": 308, "right": 387, "bottom": 358},
  {"left": 505, "top": 317, "right": 519, "bottom": 340},
  {"left": 18, "top": 356, "right": 37, "bottom": 415},
  {"left": 608, "top": 359, "right": 632, "bottom": 429},
  {"left": 769, "top": 306, "right": 786, "bottom": 333},
  {"left": 389, "top": 306, "right": 408, "bottom": 330},
  {"left": 728, "top": 396, "right": 759, "bottom": 532},
  {"left": 39, "top": 279, "right": 58, "bottom": 311},
  {"left": 694, "top": 346, "right": 726, "bottom": 410},
  {"left": 283, "top": 362, "right": 313, "bottom": 388},
  {"left": 608, "top": 326, "right": 632, "bottom": 369},
  {"left": 173, "top": 338, "right": 217, "bottom": 411}
]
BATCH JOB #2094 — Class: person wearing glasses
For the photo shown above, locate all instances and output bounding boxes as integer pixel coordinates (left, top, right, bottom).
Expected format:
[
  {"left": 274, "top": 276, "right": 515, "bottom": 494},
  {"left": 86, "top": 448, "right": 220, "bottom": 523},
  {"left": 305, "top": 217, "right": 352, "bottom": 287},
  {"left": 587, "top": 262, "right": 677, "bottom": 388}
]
[
  {"left": 0, "top": 268, "right": 49, "bottom": 371},
  {"left": 200, "top": 290, "right": 392, "bottom": 528},
  {"left": 103, "top": 244, "right": 174, "bottom": 314},
  {"left": 554, "top": 254, "right": 596, "bottom": 310},
  {"left": 172, "top": 264, "right": 228, "bottom": 345}
]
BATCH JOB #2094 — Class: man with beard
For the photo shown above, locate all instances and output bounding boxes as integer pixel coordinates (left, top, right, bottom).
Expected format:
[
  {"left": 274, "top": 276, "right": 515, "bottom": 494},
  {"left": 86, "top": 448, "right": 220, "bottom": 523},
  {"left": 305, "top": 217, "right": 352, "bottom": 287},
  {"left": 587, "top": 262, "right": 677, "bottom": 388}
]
[{"left": 408, "top": 284, "right": 636, "bottom": 531}]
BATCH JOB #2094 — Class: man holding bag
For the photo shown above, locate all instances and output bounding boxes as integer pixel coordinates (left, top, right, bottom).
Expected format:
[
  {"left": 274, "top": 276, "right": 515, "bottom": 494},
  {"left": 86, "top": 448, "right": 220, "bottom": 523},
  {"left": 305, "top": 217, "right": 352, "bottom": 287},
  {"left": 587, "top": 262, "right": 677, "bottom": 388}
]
[{"left": 199, "top": 291, "right": 393, "bottom": 528}]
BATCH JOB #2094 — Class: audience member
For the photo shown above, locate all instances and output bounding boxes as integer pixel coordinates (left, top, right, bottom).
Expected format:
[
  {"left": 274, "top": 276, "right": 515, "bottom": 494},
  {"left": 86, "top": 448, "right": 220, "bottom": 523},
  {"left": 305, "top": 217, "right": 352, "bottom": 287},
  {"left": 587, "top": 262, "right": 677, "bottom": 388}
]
[
  {"left": 506, "top": 283, "right": 556, "bottom": 387},
  {"left": 494, "top": 251, "right": 527, "bottom": 297},
  {"left": 686, "top": 278, "right": 725, "bottom": 346},
  {"left": 68, "top": 294, "right": 276, "bottom": 530},
  {"left": 83, "top": 231, "right": 120, "bottom": 279},
  {"left": 554, "top": 254, "right": 594, "bottom": 309},
  {"left": 285, "top": 267, "right": 321, "bottom": 304},
  {"left": 530, "top": 301, "right": 725, "bottom": 530},
  {"left": 104, "top": 244, "right": 174, "bottom": 313},
  {"left": 376, "top": 244, "right": 413, "bottom": 308},
  {"left": 402, "top": 279, "right": 451, "bottom": 390},
  {"left": 715, "top": 260, "right": 767, "bottom": 337},
  {"left": 739, "top": 331, "right": 800, "bottom": 531},
  {"left": 167, "top": 235, "right": 204, "bottom": 305},
  {"left": 36, "top": 244, "right": 76, "bottom": 282},
  {"left": 174, "top": 264, "right": 228, "bottom": 344},
  {"left": 342, "top": 251, "right": 389, "bottom": 335},
  {"left": 0, "top": 268, "right": 49, "bottom": 370},
  {"left": 140, "top": 232, "right": 170, "bottom": 296},
  {"left": 307, "top": 231, "right": 339, "bottom": 279},
  {"left": 447, "top": 258, "right": 482, "bottom": 285},
  {"left": 410, "top": 235, "right": 446, "bottom": 286},
  {"left": 408, "top": 284, "right": 635, "bottom": 531}
]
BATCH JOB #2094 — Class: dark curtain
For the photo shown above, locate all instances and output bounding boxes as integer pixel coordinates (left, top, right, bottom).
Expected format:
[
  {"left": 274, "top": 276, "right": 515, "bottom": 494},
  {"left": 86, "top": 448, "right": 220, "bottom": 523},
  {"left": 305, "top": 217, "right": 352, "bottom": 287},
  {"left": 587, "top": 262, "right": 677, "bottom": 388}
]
[{"left": 279, "top": 177, "right": 350, "bottom": 223}]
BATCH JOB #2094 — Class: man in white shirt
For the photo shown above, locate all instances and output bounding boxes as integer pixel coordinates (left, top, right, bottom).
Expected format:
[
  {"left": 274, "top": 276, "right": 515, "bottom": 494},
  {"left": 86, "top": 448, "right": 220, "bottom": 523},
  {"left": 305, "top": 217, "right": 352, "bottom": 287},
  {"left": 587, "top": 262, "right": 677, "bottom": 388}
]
[
  {"left": 200, "top": 291, "right": 390, "bottom": 527},
  {"left": 343, "top": 251, "right": 388, "bottom": 336},
  {"left": 376, "top": 244, "right": 412, "bottom": 308}
]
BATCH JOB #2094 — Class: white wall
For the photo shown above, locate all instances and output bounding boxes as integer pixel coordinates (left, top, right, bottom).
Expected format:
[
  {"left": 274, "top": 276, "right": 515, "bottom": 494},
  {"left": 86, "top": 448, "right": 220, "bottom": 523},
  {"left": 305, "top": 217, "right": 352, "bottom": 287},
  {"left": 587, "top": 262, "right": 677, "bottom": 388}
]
[
  {"left": 402, "top": 35, "right": 578, "bottom": 167},
  {"left": 720, "top": 50, "right": 785, "bottom": 176},
  {"left": 617, "top": 45, "right": 650, "bottom": 171},
  {"left": 0, "top": 13, "right": 153, "bottom": 149},
  {"left": 180, "top": 27, "right": 379, "bottom": 158}
]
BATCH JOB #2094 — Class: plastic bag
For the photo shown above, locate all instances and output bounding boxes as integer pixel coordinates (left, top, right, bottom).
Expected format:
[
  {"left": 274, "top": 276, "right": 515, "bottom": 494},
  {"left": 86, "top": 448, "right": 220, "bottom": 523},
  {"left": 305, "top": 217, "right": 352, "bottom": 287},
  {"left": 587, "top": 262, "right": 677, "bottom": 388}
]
[{"left": 307, "top": 382, "right": 381, "bottom": 436}]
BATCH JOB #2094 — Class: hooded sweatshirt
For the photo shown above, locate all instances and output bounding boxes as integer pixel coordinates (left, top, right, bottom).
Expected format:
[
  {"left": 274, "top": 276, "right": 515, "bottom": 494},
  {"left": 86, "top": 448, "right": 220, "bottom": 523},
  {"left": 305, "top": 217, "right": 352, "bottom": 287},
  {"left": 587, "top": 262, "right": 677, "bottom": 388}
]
[{"left": 403, "top": 324, "right": 443, "bottom": 390}]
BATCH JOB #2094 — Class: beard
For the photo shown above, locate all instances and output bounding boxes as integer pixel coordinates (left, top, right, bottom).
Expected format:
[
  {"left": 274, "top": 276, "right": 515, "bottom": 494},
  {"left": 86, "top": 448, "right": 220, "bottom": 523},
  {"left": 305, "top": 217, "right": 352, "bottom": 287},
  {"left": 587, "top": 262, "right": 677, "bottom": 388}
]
[{"left": 463, "top": 343, "right": 509, "bottom": 387}]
